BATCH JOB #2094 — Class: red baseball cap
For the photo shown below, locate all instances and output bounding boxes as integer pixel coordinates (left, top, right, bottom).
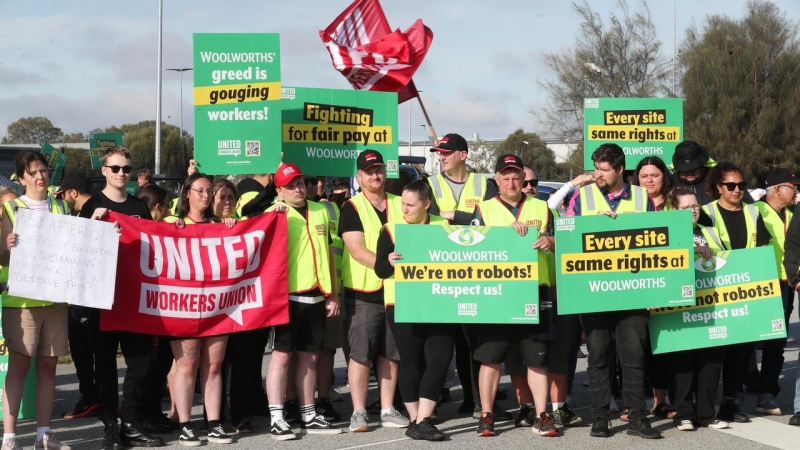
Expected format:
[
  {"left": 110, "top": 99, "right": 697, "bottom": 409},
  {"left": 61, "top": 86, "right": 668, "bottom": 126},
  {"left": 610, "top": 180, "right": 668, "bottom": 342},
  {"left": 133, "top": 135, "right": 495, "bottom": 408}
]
[{"left": 274, "top": 163, "right": 305, "bottom": 188}]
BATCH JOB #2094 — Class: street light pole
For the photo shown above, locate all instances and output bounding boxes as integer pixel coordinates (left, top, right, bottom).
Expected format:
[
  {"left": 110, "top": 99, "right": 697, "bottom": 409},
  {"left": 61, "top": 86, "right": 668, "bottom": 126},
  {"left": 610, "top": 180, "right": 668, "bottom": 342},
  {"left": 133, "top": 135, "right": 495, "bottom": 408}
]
[
  {"left": 155, "top": 0, "right": 164, "bottom": 175},
  {"left": 167, "top": 68, "right": 193, "bottom": 168}
]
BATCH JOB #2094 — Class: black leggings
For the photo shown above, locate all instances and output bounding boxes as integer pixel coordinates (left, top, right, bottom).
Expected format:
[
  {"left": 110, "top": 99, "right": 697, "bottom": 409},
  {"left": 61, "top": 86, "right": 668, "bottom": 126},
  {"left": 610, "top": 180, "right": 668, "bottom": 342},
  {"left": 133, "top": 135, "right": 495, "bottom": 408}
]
[{"left": 387, "top": 308, "right": 457, "bottom": 403}]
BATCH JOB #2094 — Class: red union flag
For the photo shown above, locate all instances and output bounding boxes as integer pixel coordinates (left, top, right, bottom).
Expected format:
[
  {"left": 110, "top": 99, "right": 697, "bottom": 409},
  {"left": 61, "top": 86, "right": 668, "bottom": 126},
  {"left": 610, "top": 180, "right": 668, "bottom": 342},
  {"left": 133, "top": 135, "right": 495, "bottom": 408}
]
[
  {"left": 100, "top": 212, "right": 289, "bottom": 337},
  {"left": 320, "top": 0, "right": 432, "bottom": 103}
]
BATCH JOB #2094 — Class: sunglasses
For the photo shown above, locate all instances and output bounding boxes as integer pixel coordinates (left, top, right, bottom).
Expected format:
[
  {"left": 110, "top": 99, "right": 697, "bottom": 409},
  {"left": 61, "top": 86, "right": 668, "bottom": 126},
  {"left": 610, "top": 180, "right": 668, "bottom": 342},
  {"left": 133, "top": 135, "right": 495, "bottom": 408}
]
[
  {"left": 523, "top": 179, "right": 539, "bottom": 188},
  {"left": 720, "top": 182, "right": 747, "bottom": 191},
  {"left": 104, "top": 165, "right": 133, "bottom": 174}
]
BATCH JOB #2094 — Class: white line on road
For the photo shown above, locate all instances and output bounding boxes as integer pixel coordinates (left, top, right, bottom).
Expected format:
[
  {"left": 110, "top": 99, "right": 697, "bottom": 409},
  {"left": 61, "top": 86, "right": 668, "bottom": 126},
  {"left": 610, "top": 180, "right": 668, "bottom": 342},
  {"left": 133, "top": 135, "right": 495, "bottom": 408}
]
[{"left": 714, "top": 417, "right": 800, "bottom": 450}]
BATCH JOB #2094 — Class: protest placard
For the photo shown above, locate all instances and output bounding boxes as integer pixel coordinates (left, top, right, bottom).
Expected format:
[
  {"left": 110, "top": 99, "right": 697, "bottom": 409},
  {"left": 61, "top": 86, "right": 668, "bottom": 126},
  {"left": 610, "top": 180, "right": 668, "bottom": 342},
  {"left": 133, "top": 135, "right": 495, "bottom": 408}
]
[
  {"left": 394, "top": 224, "right": 539, "bottom": 324},
  {"left": 555, "top": 211, "right": 695, "bottom": 314},
  {"left": 89, "top": 132, "right": 123, "bottom": 170},
  {"left": 583, "top": 98, "right": 683, "bottom": 170},
  {"left": 100, "top": 212, "right": 289, "bottom": 337},
  {"left": 281, "top": 86, "right": 399, "bottom": 178},
  {"left": 193, "top": 33, "right": 282, "bottom": 175},
  {"left": 8, "top": 209, "right": 119, "bottom": 309},
  {"left": 41, "top": 142, "right": 67, "bottom": 187},
  {"left": 649, "top": 247, "right": 786, "bottom": 354}
]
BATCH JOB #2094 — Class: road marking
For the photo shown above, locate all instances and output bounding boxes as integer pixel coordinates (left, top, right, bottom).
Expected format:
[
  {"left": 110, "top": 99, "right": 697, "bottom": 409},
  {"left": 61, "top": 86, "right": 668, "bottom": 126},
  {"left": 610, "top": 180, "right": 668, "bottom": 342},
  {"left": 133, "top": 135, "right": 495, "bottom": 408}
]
[{"left": 714, "top": 416, "right": 800, "bottom": 450}]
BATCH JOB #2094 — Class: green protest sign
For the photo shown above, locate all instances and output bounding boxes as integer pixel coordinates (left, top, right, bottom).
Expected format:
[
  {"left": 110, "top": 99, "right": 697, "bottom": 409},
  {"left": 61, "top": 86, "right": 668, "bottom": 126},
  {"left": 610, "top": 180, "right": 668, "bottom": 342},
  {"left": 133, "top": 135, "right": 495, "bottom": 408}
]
[
  {"left": 555, "top": 211, "right": 695, "bottom": 314},
  {"left": 89, "top": 132, "right": 123, "bottom": 169},
  {"left": 281, "top": 87, "right": 399, "bottom": 178},
  {"left": 583, "top": 98, "right": 683, "bottom": 170},
  {"left": 41, "top": 142, "right": 67, "bottom": 187},
  {"left": 649, "top": 247, "right": 786, "bottom": 354},
  {"left": 394, "top": 225, "right": 540, "bottom": 324},
  {"left": 193, "top": 33, "right": 281, "bottom": 175}
]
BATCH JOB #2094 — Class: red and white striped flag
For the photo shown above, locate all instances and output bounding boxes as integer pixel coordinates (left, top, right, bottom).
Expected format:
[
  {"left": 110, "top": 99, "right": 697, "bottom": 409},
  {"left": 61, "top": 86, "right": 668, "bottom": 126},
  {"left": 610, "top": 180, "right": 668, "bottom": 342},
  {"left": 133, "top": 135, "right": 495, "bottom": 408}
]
[{"left": 320, "top": 0, "right": 432, "bottom": 103}]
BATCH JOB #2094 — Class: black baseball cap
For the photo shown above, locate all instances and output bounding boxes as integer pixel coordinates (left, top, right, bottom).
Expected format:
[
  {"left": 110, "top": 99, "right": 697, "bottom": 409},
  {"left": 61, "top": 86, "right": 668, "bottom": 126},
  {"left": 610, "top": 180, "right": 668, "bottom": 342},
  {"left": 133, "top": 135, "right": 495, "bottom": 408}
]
[
  {"left": 54, "top": 172, "right": 89, "bottom": 195},
  {"left": 495, "top": 154, "right": 524, "bottom": 173},
  {"left": 356, "top": 150, "right": 385, "bottom": 171},
  {"left": 430, "top": 133, "right": 468, "bottom": 153},
  {"left": 672, "top": 140, "right": 710, "bottom": 173},
  {"left": 765, "top": 168, "right": 800, "bottom": 188}
]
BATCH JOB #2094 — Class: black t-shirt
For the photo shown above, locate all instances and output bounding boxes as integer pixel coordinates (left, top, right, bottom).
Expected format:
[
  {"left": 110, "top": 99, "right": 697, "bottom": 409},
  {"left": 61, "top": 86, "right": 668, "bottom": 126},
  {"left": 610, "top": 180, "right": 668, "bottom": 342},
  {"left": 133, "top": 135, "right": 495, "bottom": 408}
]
[
  {"left": 79, "top": 191, "right": 153, "bottom": 220},
  {"left": 716, "top": 206, "right": 772, "bottom": 249},
  {"left": 338, "top": 198, "right": 388, "bottom": 303}
]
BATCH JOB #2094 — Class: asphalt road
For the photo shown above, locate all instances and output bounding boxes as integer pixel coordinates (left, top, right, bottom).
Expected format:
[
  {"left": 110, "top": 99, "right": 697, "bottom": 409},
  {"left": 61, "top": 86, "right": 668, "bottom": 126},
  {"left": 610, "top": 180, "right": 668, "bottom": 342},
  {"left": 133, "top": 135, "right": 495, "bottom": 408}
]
[{"left": 15, "top": 319, "right": 800, "bottom": 450}]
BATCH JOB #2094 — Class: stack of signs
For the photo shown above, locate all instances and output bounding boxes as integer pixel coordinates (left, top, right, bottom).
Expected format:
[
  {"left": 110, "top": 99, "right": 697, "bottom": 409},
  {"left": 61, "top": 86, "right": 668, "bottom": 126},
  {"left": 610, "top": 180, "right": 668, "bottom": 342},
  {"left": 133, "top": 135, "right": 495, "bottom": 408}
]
[
  {"left": 89, "top": 132, "right": 123, "bottom": 170},
  {"left": 193, "top": 33, "right": 281, "bottom": 175}
]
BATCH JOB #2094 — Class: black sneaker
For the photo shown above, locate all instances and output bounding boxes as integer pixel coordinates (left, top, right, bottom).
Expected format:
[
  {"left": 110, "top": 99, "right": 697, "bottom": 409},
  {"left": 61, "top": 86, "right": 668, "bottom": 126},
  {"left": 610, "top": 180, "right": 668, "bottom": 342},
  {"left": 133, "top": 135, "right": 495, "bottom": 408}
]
[
  {"left": 590, "top": 419, "right": 610, "bottom": 438},
  {"left": 534, "top": 412, "right": 559, "bottom": 437},
  {"left": 315, "top": 398, "right": 342, "bottom": 421},
  {"left": 61, "top": 396, "right": 100, "bottom": 419},
  {"left": 718, "top": 400, "right": 750, "bottom": 423},
  {"left": 789, "top": 413, "right": 800, "bottom": 426},
  {"left": 103, "top": 421, "right": 124, "bottom": 450},
  {"left": 178, "top": 426, "right": 201, "bottom": 447},
  {"left": 284, "top": 399, "right": 301, "bottom": 424},
  {"left": 414, "top": 417, "right": 445, "bottom": 441},
  {"left": 476, "top": 413, "right": 496, "bottom": 437},
  {"left": 207, "top": 425, "right": 234, "bottom": 444},
  {"left": 405, "top": 422, "right": 420, "bottom": 440},
  {"left": 302, "top": 415, "right": 342, "bottom": 435},
  {"left": 515, "top": 404, "right": 535, "bottom": 427},
  {"left": 233, "top": 419, "right": 253, "bottom": 434},
  {"left": 627, "top": 418, "right": 662, "bottom": 439},
  {"left": 270, "top": 419, "right": 297, "bottom": 441},
  {"left": 552, "top": 405, "right": 583, "bottom": 426}
]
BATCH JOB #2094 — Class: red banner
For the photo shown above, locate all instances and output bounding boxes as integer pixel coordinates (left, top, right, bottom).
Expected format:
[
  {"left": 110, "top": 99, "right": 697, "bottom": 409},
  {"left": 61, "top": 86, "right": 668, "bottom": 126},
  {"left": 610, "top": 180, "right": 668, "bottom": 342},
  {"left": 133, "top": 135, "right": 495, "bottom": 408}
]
[
  {"left": 320, "top": 0, "right": 432, "bottom": 104},
  {"left": 100, "top": 213, "right": 289, "bottom": 337}
]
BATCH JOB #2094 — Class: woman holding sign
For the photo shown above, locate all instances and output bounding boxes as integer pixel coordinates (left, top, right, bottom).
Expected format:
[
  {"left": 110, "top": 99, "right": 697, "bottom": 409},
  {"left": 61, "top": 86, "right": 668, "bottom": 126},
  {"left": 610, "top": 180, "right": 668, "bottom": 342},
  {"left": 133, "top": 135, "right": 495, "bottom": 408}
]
[
  {"left": 374, "top": 180, "right": 452, "bottom": 441},
  {"left": 0, "top": 151, "right": 72, "bottom": 450},
  {"left": 164, "top": 173, "right": 237, "bottom": 447}
]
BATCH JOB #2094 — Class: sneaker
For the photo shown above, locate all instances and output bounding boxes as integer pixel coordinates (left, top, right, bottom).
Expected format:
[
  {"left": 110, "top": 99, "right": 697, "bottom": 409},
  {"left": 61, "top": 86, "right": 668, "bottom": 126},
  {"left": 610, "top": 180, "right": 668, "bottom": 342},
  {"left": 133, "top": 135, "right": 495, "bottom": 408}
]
[
  {"left": 534, "top": 412, "right": 559, "bottom": 437},
  {"left": 676, "top": 420, "right": 695, "bottom": 431},
  {"left": 790, "top": 413, "right": 800, "bottom": 426},
  {"left": 35, "top": 432, "right": 71, "bottom": 450},
  {"left": 380, "top": 407, "right": 410, "bottom": 428},
  {"left": 102, "top": 421, "right": 124, "bottom": 450},
  {"left": 315, "top": 398, "right": 342, "bottom": 421},
  {"left": 405, "top": 422, "right": 419, "bottom": 440},
  {"left": 270, "top": 419, "right": 297, "bottom": 441},
  {"left": 233, "top": 419, "right": 252, "bottom": 434},
  {"left": 2, "top": 438, "right": 22, "bottom": 450},
  {"left": 755, "top": 395, "right": 782, "bottom": 415},
  {"left": 627, "top": 418, "right": 662, "bottom": 439},
  {"left": 707, "top": 420, "right": 729, "bottom": 429},
  {"left": 718, "top": 400, "right": 750, "bottom": 423},
  {"left": 207, "top": 425, "right": 234, "bottom": 444},
  {"left": 553, "top": 405, "right": 583, "bottom": 426},
  {"left": 284, "top": 399, "right": 301, "bottom": 424},
  {"left": 590, "top": 419, "right": 610, "bottom": 438},
  {"left": 515, "top": 404, "right": 535, "bottom": 427},
  {"left": 302, "top": 415, "right": 342, "bottom": 435},
  {"left": 414, "top": 417, "right": 445, "bottom": 441},
  {"left": 61, "top": 396, "right": 99, "bottom": 419},
  {"left": 178, "top": 427, "right": 201, "bottom": 447},
  {"left": 349, "top": 410, "right": 369, "bottom": 433},
  {"left": 476, "top": 413, "right": 496, "bottom": 437}
]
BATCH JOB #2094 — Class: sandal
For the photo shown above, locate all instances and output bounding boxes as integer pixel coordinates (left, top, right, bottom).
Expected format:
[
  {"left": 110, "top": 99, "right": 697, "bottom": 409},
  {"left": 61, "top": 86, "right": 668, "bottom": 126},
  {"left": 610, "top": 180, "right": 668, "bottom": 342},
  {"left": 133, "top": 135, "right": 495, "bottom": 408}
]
[
  {"left": 619, "top": 407, "right": 630, "bottom": 422},
  {"left": 651, "top": 402, "right": 677, "bottom": 419}
]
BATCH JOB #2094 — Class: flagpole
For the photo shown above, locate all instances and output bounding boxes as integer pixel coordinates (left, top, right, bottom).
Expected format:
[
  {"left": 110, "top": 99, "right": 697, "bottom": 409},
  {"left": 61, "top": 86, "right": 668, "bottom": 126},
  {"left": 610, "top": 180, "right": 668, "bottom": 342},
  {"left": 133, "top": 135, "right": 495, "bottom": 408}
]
[{"left": 415, "top": 94, "right": 438, "bottom": 146}]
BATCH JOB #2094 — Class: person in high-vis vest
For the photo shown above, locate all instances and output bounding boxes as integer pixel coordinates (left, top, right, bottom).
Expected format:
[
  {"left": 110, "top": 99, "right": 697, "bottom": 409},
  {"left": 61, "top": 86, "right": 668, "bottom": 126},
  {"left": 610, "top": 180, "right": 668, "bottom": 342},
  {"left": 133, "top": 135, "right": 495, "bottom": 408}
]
[
  {"left": 781, "top": 181, "right": 800, "bottom": 427},
  {"left": 0, "top": 151, "right": 72, "bottom": 450},
  {"left": 566, "top": 144, "right": 660, "bottom": 440},
  {"left": 264, "top": 164, "right": 342, "bottom": 440},
  {"left": 338, "top": 150, "right": 408, "bottom": 433},
  {"left": 701, "top": 162, "right": 773, "bottom": 425},
  {"left": 235, "top": 174, "right": 275, "bottom": 218},
  {"left": 427, "top": 133, "right": 500, "bottom": 419},
  {"left": 753, "top": 168, "right": 800, "bottom": 416},
  {"left": 469, "top": 154, "right": 557, "bottom": 438},
  {"left": 374, "top": 180, "right": 451, "bottom": 441}
]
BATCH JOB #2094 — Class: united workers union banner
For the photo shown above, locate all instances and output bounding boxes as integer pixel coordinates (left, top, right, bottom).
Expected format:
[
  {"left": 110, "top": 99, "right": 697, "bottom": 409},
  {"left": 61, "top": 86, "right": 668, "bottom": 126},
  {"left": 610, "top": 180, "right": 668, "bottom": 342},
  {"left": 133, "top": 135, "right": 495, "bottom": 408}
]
[
  {"left": 89, "top": 132, "right": 123, "bottom": 170},
  {"left": 394, "top": 225, "right": 539, "bottom": 324},
  {"left": 555, "top": 211, "right": 695, "bottom": 314},
  {"left": 193, "top": 34, "right": 281, "bottom": 175},
  {"left": 100, "top": 213, "right": 289, "bottom": 337},
  {"left": 281, "top": 87, "right": 399, "bottom": 178},
  {"left": 649, "top": 247, "right": 786, "bottom": 354},
  {"left": 583, "top": 98, "right": 683, "bottom": 170}
]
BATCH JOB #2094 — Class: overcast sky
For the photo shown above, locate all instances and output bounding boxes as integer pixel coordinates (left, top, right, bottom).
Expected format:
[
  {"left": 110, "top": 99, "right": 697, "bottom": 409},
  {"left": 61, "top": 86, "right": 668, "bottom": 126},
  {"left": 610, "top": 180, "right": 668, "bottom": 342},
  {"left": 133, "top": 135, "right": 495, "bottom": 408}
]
[{"left": 1, "top": 0, "right": 798, "bottom": 144}]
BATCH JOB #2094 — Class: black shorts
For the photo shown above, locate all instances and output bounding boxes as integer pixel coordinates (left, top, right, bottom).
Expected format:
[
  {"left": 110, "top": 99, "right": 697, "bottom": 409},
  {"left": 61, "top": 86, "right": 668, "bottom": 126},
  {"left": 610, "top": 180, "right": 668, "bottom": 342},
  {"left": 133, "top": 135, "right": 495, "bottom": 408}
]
[
  {"left": 272, "top": 301, "right": 326, "bottom": 353},
  {"left": 473, "top": 324, "right": 550, "bottom": 368}
]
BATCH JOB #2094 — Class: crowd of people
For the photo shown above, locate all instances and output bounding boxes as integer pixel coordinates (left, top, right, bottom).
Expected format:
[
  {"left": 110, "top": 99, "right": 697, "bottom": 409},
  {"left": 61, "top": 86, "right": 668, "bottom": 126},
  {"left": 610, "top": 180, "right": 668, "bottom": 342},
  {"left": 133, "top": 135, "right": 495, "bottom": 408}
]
[{"left": 0, "top": 134, "right": 799, "bottom": 449}]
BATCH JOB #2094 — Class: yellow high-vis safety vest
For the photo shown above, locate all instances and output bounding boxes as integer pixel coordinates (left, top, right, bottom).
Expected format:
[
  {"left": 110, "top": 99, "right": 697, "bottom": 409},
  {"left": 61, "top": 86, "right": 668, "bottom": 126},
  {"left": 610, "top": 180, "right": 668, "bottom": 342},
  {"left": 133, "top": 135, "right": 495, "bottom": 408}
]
[
  {"left": 320, "top": 201, "right": 344, "bottom": 286},
  {"left": 702, "top": 201, "right": 759, "bottom": 250},
  {"left": 342, "top": 192, "right": 403, "bottom": 293},
  {"left": 427, "top": 173, "right": 488, "bottom": 213},
  {"left": 578, "top": 184, "right": 649, "bottom": 214},
  {"left": 755, "top": 201, "right": 790, "bottom": 279}
]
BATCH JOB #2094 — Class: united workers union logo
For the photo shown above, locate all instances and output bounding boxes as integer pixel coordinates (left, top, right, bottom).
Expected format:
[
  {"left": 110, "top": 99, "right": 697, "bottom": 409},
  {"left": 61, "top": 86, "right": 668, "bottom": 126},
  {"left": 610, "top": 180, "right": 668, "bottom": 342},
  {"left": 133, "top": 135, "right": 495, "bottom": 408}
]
[
  {"left": 447, "top": 228, "right": 486, "bottom": 247},
  {"left": 695, "top": 255, "right": 727, "bottom": 273}
]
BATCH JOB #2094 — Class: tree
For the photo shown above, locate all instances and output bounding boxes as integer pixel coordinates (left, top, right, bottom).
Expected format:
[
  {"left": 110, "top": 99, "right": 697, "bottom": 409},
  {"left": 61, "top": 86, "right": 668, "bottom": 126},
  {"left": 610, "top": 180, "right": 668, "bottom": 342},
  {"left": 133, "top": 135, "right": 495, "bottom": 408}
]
[
  {"left": 495, "top": 129, "right": 558, "bottom": 179},
  {"left": 2, "top": 116, "right": 64, "bottom": 144},
  {"left": 532, "top": 0, "right": 672, "bottom": 162},
  {"left": 680, "top": 0, "right": 800, "bottom": 185},
  {"left": 466, "top": 140, "right": 499, "bottom": 173}
]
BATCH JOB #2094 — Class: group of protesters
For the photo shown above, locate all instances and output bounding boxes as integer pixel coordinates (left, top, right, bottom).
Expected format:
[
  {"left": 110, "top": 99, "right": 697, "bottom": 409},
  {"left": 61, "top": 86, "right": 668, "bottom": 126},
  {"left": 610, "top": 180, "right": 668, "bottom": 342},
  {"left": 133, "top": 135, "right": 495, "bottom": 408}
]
[{"left": 0, "top": 133, "right": 799, "bottom": 449}]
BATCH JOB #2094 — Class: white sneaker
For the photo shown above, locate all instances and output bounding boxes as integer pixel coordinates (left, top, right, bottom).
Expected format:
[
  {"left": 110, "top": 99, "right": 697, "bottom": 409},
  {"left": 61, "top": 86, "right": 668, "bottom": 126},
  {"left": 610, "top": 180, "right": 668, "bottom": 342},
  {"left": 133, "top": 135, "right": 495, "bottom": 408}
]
[
  {"left": 707, "top": 420, "right": 729, "bottom": 429},
  {"left": 2, "top": 437, "right": 22, "bottom": 450},
  {"left": 676, "top": 420, "right": 695, "bottom": 431}
]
